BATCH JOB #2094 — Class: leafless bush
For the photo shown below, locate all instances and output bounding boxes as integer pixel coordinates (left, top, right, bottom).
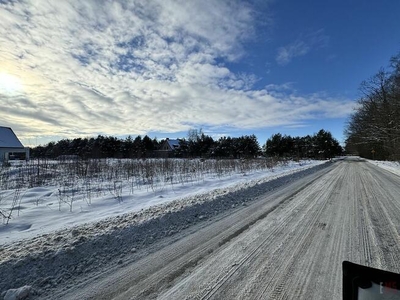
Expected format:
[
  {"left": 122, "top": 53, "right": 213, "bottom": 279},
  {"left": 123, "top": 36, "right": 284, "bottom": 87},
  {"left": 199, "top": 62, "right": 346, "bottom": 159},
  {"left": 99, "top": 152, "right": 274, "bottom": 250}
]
[
  {"left": 107, "top": 180, "right": 123, "bottom": 203},
  {"left": 0, "top": 157, "right": 286, "bottom": 217},
  {"left": 0, "top": 185, "right": 22, "bottom": 225}
]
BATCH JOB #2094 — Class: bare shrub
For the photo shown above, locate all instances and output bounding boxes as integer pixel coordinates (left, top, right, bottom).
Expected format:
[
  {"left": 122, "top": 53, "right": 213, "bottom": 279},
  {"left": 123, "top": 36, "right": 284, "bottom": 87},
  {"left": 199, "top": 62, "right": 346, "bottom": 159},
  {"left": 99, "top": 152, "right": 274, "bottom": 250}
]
[{"left": 0, "top": 157, "right": 286, "bottom": 221}]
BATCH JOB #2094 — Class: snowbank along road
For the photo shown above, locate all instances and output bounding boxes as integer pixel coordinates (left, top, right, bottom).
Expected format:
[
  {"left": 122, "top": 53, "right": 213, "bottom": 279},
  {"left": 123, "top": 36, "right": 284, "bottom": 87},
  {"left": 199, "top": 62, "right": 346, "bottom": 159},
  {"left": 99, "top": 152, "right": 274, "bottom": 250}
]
[{"left": 4, "top": 157, "right": 400, "bottom": 299}]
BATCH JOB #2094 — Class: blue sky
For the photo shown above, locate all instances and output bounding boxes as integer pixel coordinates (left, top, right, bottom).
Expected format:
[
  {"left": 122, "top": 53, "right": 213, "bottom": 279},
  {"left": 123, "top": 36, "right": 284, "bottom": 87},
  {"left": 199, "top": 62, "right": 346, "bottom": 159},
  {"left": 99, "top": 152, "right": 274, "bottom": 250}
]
[{"left": 0, "top": 0, "right": 399, "bottom": 147}]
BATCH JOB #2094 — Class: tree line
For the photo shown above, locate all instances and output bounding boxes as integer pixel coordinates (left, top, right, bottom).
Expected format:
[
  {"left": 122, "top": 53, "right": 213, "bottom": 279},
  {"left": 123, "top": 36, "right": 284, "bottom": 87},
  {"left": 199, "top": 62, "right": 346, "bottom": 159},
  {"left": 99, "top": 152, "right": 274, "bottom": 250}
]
[
  {"left": 30, "top": 131, "right": 262, "bottom": 159},
  {"left": 264, "top": 129, "right": 342, "bottom": 159},
  {"left": 345, "top": 51, "right": 400, "bottom": 160},
  {"left": 30, "top": 128, "right": 341, "bottom": 160},
  {"left": 31, "top": 135, "right": 158, "bottom": 159}
]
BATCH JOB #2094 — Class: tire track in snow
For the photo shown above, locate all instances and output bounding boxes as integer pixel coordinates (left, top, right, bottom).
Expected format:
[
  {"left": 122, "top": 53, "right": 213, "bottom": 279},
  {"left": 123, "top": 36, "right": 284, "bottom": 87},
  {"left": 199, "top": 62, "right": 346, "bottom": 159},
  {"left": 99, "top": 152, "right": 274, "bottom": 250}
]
[
  {"left": 160, "top": 165, "right": 342, "bottom": 300},
  {"left": 43, "top": 158, "right": 400, "bottom": 300},
  {"left": 158, "top": 158, "right": 400, "bottom": 300},
  {"left": 197, "top": 173, "right": 337, "bottom": 300},
  {"left": 360, "top": 163, "right": 400, "bottom": 271},
  {"left": 254, "top": 165, "right": 344, "bottom": 300}
]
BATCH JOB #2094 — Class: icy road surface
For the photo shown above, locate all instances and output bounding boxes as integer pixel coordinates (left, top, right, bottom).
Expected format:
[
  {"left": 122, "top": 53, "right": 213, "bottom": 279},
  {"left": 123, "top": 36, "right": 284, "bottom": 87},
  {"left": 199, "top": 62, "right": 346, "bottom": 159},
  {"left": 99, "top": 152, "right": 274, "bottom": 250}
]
[{"left": 36, "top": 157, "right": 400, "bottom": 300}]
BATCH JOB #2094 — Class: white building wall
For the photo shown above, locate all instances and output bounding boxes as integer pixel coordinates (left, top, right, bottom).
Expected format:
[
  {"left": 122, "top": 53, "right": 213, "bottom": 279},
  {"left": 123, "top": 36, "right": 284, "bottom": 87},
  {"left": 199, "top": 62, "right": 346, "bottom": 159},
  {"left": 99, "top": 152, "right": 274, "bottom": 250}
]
[
  {"left": 0, "top": 149, "right": 5, "bottom": 162},
  {"left": 0, "top": 148, "right": 29, "bottom": 162}
]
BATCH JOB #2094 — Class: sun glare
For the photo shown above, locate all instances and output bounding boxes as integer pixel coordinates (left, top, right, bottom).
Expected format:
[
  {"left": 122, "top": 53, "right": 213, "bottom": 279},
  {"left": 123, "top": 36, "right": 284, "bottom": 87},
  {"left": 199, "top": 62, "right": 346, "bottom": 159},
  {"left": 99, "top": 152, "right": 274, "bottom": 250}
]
[{"left": 0, "top": 72, "right": 23, "bottom": 95}]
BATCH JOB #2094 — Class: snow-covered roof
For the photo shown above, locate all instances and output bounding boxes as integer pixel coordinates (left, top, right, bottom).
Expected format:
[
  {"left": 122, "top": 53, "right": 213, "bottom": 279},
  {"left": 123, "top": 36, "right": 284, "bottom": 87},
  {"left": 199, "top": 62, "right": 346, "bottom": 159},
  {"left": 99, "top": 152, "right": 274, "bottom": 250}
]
[
  {"left": 167, "top": 139, "right": 180, "bottom": 149},
  {"left": 0, "top": 127, "right": 24, "bottom": 148}
]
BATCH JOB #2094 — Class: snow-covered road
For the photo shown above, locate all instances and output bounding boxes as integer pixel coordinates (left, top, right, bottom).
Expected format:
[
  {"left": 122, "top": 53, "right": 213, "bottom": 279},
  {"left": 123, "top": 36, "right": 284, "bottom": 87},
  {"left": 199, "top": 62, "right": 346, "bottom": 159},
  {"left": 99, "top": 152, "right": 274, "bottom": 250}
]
[
  {"left": 3, "top": 157, "right": 400, "bottom": 299},
  {"left": 38, "top": 157, "right": 400, "bottom": 299}
]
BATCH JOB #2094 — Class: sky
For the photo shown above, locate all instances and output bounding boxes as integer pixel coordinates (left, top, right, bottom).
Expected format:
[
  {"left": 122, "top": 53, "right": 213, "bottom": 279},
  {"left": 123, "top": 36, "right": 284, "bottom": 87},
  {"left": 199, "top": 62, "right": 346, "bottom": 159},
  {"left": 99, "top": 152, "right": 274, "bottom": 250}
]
[{"left": 0, "top": 0, "right": 399, "bottom": 147}]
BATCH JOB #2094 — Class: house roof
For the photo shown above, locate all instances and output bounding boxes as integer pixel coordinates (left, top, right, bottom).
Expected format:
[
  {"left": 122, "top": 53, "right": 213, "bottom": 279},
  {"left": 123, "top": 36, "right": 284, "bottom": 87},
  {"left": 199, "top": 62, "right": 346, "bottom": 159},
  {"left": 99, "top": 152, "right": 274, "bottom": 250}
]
[
  {"left": 167, "top": 139, "right": 180, "bottom": 149},
  {"left": 0, "top": 127, "right": 24, "bottom": 148},
  {"left": 159, "top": 139, "right": 181, "bottom": 151}
]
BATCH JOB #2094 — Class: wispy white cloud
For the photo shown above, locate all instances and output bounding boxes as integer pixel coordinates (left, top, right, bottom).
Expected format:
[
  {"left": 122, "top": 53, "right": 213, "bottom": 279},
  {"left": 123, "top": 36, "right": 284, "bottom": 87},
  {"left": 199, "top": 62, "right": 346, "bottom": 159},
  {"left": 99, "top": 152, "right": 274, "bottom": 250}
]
[
  {"left": 276, "top": 41, "right": 310, "bottom": 66},
  {"left": 0, "top": 1, "right": 351, "bottom": 146},
  {"left": 276, "top": 29, "right": 330, "bottom": 65}
]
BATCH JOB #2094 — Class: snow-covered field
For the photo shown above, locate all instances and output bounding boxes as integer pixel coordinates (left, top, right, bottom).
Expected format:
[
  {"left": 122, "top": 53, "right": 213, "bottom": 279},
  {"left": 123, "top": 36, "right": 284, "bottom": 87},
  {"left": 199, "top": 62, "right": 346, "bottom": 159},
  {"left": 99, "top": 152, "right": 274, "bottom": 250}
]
[
  {"left": 0, "top": 158, "right": 329, "bottom": 298},
  {"left": 0, "top": 159, "right": 324, "bottom": 245}
]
